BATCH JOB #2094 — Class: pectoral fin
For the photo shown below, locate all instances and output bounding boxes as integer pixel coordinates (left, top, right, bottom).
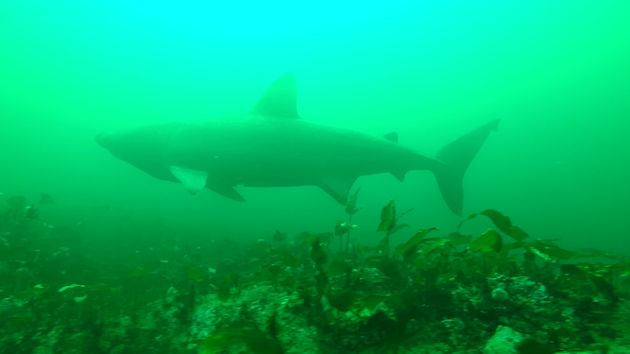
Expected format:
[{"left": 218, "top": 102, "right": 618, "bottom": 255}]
[
  {"left": 206, "top": 179, "right": 246, "bottom": 202},
  {"left": 169, "top": 166, "right": 208, "bottom": 195},
  {"left": 317, "top": 173, "right": 359, "bottom": 205}
]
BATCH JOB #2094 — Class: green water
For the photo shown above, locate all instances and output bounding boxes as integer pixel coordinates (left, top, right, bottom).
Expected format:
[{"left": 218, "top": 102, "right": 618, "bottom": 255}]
[
  {"left": 1, "top": 2, "right": 630, "bottom": 352},
  {"left": 2, "top": 1, "right": 629, "bottom": 251}
]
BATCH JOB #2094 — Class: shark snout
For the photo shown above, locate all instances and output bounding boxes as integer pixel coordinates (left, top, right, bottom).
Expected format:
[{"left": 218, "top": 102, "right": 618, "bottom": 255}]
[
  {"left": 95, "top": 132, "right": 112, "bottom": 149},
  {"left": 95, "top": 133, "right": 105, "bottom": 146}
]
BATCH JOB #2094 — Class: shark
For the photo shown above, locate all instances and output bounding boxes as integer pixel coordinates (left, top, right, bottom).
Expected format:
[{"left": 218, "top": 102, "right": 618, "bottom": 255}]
[{"left": 95, "top": 73, "right": 499, "bottom": 216}]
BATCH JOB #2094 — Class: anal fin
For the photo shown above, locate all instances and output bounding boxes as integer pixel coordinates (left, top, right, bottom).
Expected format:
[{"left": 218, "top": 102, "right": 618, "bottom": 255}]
[{"left": 390, "top": 170, "right": 408, "bottom": 182}]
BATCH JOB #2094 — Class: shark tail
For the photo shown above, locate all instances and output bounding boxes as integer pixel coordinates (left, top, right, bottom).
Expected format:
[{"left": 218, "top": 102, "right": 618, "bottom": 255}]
[{"left": 432, "top": 119, "right": 500, "bottom": 216}]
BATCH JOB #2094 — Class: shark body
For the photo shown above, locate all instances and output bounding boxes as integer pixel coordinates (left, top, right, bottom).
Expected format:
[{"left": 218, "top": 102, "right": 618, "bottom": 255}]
[{"left": 96, "top": 73, "right": 499, "bottom": 216}]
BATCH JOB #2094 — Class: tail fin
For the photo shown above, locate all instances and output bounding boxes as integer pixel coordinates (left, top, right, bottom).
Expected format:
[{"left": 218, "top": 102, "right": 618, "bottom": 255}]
[{"left": 433, "top": 119, "right": 500, "bottom": 216}]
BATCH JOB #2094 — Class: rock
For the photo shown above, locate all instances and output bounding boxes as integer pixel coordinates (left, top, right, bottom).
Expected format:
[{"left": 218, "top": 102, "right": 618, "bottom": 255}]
[
  {"left": 608, "top": 344, "right": 630, "bottom": 354},
  {"left": 491, "top": 288, "right": 509, "bottom": 302},
  {"left": 0, "top": 297, "right": 21, "bottom": 316},
  {"left": 483, "top": 326, "right": 524, "bottom": 354}
]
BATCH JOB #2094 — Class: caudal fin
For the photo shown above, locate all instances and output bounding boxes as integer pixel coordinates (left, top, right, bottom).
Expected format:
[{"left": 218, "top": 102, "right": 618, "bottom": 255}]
[{"left": 433, "top": 119, "right": 500, "bottom": 216}]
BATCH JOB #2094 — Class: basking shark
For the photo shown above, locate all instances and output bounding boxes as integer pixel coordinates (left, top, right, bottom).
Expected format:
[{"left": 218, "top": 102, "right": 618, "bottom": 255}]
[{"left": 95, "top": 73, "right": 499, "bottom": 216}]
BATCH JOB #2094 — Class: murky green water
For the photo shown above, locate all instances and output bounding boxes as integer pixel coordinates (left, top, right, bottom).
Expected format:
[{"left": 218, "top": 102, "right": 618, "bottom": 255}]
[{"left": 1, "top": 1, "right": 629, "bottom": 353}]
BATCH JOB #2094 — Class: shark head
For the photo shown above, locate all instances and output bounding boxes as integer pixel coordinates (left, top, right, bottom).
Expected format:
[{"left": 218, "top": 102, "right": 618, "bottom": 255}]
[
  {"left": 95, "top": 123, "right": 183, "bottom": 182},
  {"left": 95, "top": 129, "right": 146, "bottom": 163},
  {"left": 94, "top": 131, "right": 118, "bottom": 150}
]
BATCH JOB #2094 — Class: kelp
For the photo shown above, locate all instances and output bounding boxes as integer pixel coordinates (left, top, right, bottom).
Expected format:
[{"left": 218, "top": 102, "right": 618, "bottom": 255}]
[
  {"left": 327, "top": 288, "right": 357, "bottom": 312},
  {"left": 217, "top": 273, "right": 239, "bottom": 302},
  {"left": 304, "top": 234, "right": 327, "bottom": 267},
  {"left": 446, "top": 232, "right": 472, "bottom": 246},
  {"left": 458, "top": 209, "right": 529, "bottom": 241},
  {"left": 528, "top": 240, "right": 579, "bottom": 261},
  {"left": 335, "top": 221, "right": 355, "bottom": 238},
  {"left": 561, "top": 263, "right": 619, "bottom": 303},
  {"left": 525, "top": 240, "right": 630, "bottom": 264},
  {"left": 376, "top": 234, "right": 391, "bottom": 257},
  {"left": 469, "top": 229, "right": 502, "bottom": 254},
  {"left": 340, "top": 188, "right": 362, "bottom": 253},
  {"left": 420, "top": 237, "right": 454, "bottom": 256},
  {"left": 572, "top": 248, "right": 630, "bottom": 262},
  {"left": 376, "top": 200, "right": 413, "bottom": 235},
  {"left": 395, "top": 228, "right": 438, "bottom": 263},
  {"left": 269, "top": 249, "right": 301, "bottom": 268},
  {"left": 2, "top": 194, "right": 628, "bottom": 354},
  {"left": 326, "top": 259, "right": 352, "bottom": 280},
  {"left": 516, "top": 338, "right": 555, "bottom": 354},
  {"left": 366, "top": 255, "right": 404, "bottom": 287},
  {"left": 187, "top": 268, "right": 205, "bottom": 283},
  {"left": 345, "top": 187, "right": 361, "bottom": 216},
  {"left": 377, "top": 200, "right": 397, "bottom": 233},
  {"left": 356, "top": 294, "right": 387, "bottom": 312},
  {"left": 373, "top": 201, "right": 417, "bottom": 260},
  {"left": 272, "top": 230, "right": 287, "bottom": 243}
]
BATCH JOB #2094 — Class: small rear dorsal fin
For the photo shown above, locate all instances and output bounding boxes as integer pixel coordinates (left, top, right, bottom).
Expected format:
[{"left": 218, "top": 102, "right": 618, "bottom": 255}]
[
  {"left": 383, "top": 132, "right": 398, "bottom": 143},
  {"left": 252, "top": 73, "right": 300, "bottom": 119}
]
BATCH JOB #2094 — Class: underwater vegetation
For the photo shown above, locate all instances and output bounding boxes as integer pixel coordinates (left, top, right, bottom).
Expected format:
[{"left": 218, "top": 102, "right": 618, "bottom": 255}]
[{"left": 0, "top": 193, "right": 629, "bottom": 354}]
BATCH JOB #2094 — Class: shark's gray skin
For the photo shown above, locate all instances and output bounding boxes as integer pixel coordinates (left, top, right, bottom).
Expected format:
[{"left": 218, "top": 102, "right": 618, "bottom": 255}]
[{"left": 95, "top": 73, "right": 499, "bottom": 216}]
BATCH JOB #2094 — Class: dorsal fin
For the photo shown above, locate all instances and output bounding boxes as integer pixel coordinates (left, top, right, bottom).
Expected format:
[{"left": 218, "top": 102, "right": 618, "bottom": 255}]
[
  {"left": 252, "top": 73, "right": 300, "bottom": 119},
  {"left": 383, "top": 132, "right": 398, "bottom": 143}
]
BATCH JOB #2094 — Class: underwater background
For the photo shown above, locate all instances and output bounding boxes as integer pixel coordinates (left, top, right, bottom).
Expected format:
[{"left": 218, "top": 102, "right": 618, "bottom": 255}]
[
  {"left": 1, "top": 1, "right": 630, "bottom": 353},
  {"left": 1, "top": 0, "right": 630, "bottom": 251}
]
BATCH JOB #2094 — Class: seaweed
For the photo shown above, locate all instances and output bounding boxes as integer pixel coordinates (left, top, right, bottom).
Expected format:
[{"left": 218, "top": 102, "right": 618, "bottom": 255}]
[
  {"left": 516, "top": 338, "right": 555, "bottom": 354},
  {"left": 458, "top": 209, "right": 529, "bottom": 241},
  {"left": 395, "top": 228, "right": 438, "bottom": 263},
  {"left": 1, "top": 194, "right": 628, "bottom": 354},
  {"left": 187, "top": 267, "right": 206, "bottom": 283},
  {"left": 469, "top": 229, "right": 503, "bottom": 254},
  {"left": 199, "top": 320, "right": 284, "bottom": 354}
]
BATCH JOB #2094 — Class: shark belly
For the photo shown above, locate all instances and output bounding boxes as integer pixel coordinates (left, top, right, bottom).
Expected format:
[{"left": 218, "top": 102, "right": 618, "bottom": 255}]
[
  {"left": 95, "top": 73, "right": 499, "bottom": 215},
  {"left": 163, "top": 117, "right": 423, "bottom": 203}
]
